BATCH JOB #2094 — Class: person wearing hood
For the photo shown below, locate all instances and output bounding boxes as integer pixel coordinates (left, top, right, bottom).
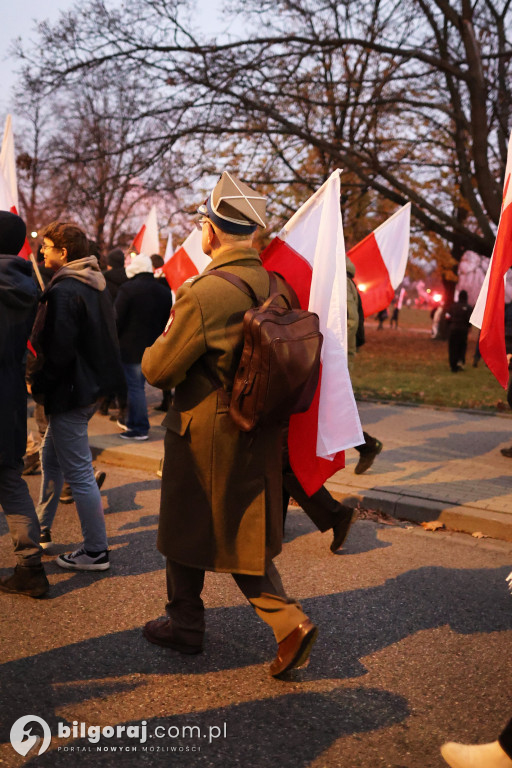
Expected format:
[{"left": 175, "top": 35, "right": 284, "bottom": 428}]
[
  {"left": 31, "top": 221, "right": 125, "bottom": 571},
  {"left": 445, "top": 289, "right": 473, "bottom": 372},
  {"left": 114, "top": 252, "right": 173, "bottom": 440},
  {"left": 0, "top": 210, "right": 50, "bottom": 598},
  {"left": 104, "top": 247, "right": 128, "bottom": 301}
]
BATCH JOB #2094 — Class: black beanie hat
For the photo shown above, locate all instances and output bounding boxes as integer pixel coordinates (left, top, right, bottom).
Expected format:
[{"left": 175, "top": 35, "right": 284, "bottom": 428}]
[
  {"left": 107, "top": 247, "right": 125, "bottom": 268},
  {"left": 0, "top": 210, "right": 27, "bottom": 255}
]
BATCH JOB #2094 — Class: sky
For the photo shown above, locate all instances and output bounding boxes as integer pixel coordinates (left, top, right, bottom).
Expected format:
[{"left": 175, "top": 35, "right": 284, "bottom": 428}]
[
  {"left": 0, "top": 0, "right": 78, "bottom": 115},
  {"left": 0, "top": 0, "right": 232, "bottom": 121}
]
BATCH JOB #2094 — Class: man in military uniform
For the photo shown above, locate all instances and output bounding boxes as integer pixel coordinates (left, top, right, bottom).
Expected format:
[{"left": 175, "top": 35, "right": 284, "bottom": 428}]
[{"left": 141, "top": 172, "right": 317, "bottom": 677}]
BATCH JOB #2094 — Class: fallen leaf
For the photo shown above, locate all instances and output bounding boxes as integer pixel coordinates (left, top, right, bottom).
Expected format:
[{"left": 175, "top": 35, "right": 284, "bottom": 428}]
[
  {"left": 471, "top": 531, "right": 488, "bottom": 539},
  {"left": 421, "top": 521, "right": 445, "bottom": 531}
]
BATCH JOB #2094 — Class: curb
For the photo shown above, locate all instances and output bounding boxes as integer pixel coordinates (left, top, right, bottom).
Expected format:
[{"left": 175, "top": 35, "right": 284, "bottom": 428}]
[
  {"left": 90, "top": 439, "right": 512, "bottom": 544},
  {"left": 325, "top": 482, "right": 512, "bottom": 543},
  {"left": 91, "top": 444, "right": 162, "bottom": 475}
]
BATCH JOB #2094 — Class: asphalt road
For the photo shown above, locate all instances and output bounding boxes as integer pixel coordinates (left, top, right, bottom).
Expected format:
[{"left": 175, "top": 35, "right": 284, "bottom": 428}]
[{"left": 1, "top": 464, "right": 511, "bottom": 768}]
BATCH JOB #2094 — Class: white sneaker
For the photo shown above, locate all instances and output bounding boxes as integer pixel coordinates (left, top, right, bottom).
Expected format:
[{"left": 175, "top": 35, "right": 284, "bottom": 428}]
[
  {"left": 56, "top": 548, "right": 110, "bottom": 571},
  {"left": 441, "top": 740, "right": 512, "bottom": 768}
]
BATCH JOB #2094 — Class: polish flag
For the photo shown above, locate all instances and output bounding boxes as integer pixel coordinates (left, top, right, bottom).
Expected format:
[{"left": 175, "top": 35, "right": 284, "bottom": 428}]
[
  {"left": 261, "top": 170, "right": 363, "bottom": 495},
  {"left": 163, "top": 232, "right": 174, "bottom": 263},
  {"left": 348, "top": 203, "right": 411, "bottom": 317},
  {"left": 130, "top": 205, "right": 159, "bottom": 256},
  {"left": 162, "top": 228, "right": 210, "bottom": 292},
  {"left": 0, "top": 115, "right": 33, "bottom": 260},
  {"left": 471, "top": 132, "right": 512, "bottom": 388}
]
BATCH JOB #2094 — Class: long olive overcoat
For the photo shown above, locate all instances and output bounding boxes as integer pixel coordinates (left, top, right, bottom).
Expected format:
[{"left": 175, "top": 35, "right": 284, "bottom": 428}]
[{"left": 141, "top": 246, "right": 288, "bottom": 575}]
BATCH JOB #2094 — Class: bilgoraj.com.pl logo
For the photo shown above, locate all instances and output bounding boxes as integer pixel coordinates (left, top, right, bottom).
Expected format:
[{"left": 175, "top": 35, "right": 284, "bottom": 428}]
[
  {"left": 10, "top": 716, "right": 52, "bottom": 757},
  {"left": 10, "top": 715, "right": 228, "bottom": 756}
]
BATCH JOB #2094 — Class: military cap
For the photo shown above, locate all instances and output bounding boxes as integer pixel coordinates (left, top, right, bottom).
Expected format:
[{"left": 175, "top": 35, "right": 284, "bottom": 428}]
[{"left": 198, "top": 171, "right": 266, "bottom": 235}]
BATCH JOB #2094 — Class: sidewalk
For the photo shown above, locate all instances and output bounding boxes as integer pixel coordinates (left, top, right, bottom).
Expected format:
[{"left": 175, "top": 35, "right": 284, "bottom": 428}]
[{"left": 62, "top": 391, "right": 512, "bottom": 542}]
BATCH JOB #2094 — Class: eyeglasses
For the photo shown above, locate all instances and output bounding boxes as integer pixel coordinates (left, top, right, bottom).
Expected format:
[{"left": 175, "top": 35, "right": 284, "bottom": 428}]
[
  {"left": 194, "top": 218, "right": 210, "bottom": 231},
  {"left": 41, "top": 243, "right": 63, "bottom": 252}
]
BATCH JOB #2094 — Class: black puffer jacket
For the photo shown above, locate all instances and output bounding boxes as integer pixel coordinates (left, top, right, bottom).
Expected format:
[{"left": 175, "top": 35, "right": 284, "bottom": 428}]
[
  {"left": 31, "top": 257, "right": 126, "bottom": 415},
  {"left": 115, "top": 272, "right": 173, "bottom": 364},
  {"left": 0, "top": 254, "right": 38, "bottom": 466},
  {"left": 104, "top": 266, "right": 128, "bottom": 301},
  {"left": 445, "top": 299, "right": 473, "bottom": 332}
]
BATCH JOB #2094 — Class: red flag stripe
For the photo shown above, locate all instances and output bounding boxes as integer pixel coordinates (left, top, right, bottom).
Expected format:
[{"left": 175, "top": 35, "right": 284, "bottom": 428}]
[
  {"left": 131, "top": 224, "right": 146, "bottom": 254},
  {"left": 261, "top": 237, "right": 314, "bottom": 309},
  {"left": 9, "top": 205, "right": 33, "bottom": 261},
  {"left": 288, "top": 366, "right": 346, "bottom": 495},
  {"left": 348, "top": 232, "right": 394, "bottom": 317},
  {"left": 260, "top": 237, "right": 346, "bottom": 495},
  {"left": 162, "top": 246, "right": 201, "bottom": 292},
  {"left": 479, "top": 202, "right": 512, "bottom": 388}
]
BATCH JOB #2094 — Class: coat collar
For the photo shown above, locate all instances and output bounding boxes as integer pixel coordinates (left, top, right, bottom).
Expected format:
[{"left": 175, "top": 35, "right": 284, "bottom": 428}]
[{"left": 204, "top": 246, "right": 262, "bottom": 272}]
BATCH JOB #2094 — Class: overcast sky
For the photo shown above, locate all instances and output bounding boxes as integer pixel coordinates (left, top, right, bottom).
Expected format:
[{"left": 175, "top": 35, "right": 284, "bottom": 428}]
[{"left": 0, "top": 0, "right": 75, "bottom": 116}]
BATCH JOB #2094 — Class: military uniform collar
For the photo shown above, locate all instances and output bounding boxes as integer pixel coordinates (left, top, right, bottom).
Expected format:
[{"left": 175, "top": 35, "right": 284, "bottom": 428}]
[{"left": 204, "top": 246, "right": 261, "bottom": 272}]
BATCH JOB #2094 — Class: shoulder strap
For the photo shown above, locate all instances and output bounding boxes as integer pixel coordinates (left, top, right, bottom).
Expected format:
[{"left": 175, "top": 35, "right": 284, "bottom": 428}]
[
  {"left": 209, "top": 268, "right": 300, "bottom": 309},
  {"left": 208, "top": 269, "right": 260, "bottom": 304}
]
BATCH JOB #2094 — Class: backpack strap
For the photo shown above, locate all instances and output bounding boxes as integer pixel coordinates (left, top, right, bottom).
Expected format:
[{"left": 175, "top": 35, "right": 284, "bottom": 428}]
[
  {"left": 208, "top": 269, "right": 260, "bottom": 304},
  {"left": 209, "top": 269, "right": 299, "bottom": 309}
]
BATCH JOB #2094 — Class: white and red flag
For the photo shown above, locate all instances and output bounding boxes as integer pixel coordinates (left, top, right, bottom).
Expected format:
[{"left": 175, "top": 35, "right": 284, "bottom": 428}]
[
  {"left": 162, "top": 228, "right": 210, "bottom": 292},
  {"left": 261, "top": 169, "right": 363, "bottom": 495},
  {"left": 0, "top": 114, "right": 33, "bottom": 260},
  {"left": 163, "top": 232, "right": 174, "bottom": 263},
  {"left": 130, "top": 205, "right": 160, "bottom": 256},
  {"left": 348, "top": 203, "right": 411, "bottom": 317},
  {"left": 471, "top": 132, "right": 512, "bottom": 388}
]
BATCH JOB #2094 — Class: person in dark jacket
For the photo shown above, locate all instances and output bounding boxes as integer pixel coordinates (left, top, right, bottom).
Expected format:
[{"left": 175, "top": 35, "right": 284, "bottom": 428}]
[
  {"left": 445, "top": 289, "right": 473, "bottom": 372},
  {"left": 0, "top": 210, "right": 49, "bottom": 598},
  {"left": 115, "top": 253, "right": 173, "bottom": 439},
  {"left": 31, "top": 221, "right": 125, "bottom": 571},
  {"left": 98, "top": 247, "right": 128, "bottom": 418},
  {"left": 104, "top": 247, "right": 128, "bottom": 301},
  {"left": 150, "top": 253, "right": 173, "bottom": 411}
]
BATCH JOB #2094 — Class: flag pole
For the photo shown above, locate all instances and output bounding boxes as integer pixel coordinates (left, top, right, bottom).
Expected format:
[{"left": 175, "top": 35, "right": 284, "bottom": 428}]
[{"left": 29, "top": 252, "right": 45, "bottom": 291}]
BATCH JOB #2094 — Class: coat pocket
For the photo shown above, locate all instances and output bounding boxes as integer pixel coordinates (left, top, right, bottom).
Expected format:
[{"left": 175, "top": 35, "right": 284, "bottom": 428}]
[{"left": 163, "top": 407, "right": 192, "bottom": 436}]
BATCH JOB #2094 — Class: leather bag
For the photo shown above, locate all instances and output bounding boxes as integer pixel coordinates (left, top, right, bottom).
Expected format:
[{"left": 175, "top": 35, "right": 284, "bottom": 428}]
[{"left": 210, "top": 270, "right": 323, "bottom": 431}]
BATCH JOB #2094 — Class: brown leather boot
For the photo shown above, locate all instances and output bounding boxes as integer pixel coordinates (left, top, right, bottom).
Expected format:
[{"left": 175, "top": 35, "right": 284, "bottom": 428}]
[
  {"left": 0, "top": 564, "right": 50, "bottom": 598},
  {"left": 143, "top": 617, "right": 203, "bottom": 654}
]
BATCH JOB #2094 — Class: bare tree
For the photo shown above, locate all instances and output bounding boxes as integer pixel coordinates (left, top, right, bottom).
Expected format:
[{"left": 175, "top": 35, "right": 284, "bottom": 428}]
[
  {"left": 16, "top": 0, "right": 512, "bottom": 260},
  {"left": 14, "top": 65, "right": 196, "bottom": 251}
]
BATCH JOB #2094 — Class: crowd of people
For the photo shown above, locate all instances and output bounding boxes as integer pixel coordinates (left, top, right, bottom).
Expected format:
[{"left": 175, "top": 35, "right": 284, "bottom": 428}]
[
  {"left": 0, "top": 173, "right": 360, "bottom": 679},
  {"left": 0, "top": 173, "right": 509, "bottom": 758}
]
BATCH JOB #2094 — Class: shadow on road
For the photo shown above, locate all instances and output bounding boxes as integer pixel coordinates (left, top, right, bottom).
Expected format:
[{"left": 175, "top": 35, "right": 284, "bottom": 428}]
[
  {"left": 22, "top": 688, "right": 410, "bottom": 767},
  {"left": 1, "top": 565, "right": 510, "bottom": 750}
]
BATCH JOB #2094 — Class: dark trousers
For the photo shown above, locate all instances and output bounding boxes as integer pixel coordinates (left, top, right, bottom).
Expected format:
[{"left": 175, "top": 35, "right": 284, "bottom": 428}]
[
  {"left": 499, "top": 718, "right": 512, "bottom": 758},
  {"left": 166, "top": 559, "right": 308, "bottom": 644},
  {"left": 448, "top": 329, "right": 468, "bottom": 371},
  {"left": 0, "top": 463, "right": 42, "bottom": 566},
  {"left": 355, "top": 431, "right": 379, "bottom": 456},
  {"left": 282, "top": 470, "right": 341, "bottom": 531}
]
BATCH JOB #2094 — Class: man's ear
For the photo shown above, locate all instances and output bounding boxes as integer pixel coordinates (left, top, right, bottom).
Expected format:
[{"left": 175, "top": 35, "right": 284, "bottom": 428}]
[{"left": 206, "top": 222, "right": 216, "bottom": 246}]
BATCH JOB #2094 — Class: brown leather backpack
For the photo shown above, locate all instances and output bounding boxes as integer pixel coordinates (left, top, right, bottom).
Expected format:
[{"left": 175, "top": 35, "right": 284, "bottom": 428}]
[{"left": 209, "top": 270, "right": 323, "bottom": 431}]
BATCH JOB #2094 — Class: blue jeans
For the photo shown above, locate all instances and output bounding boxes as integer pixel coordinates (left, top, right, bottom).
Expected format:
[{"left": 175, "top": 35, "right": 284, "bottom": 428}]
[
  {"left": 123, "top": 363, "right": 150, "bottom": 434},
  {"left": 37, "top": 406, "right": 108, "bottom": 553},
  {"left": 0, "top": 463, "right": 42, "bottom": 566}
]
